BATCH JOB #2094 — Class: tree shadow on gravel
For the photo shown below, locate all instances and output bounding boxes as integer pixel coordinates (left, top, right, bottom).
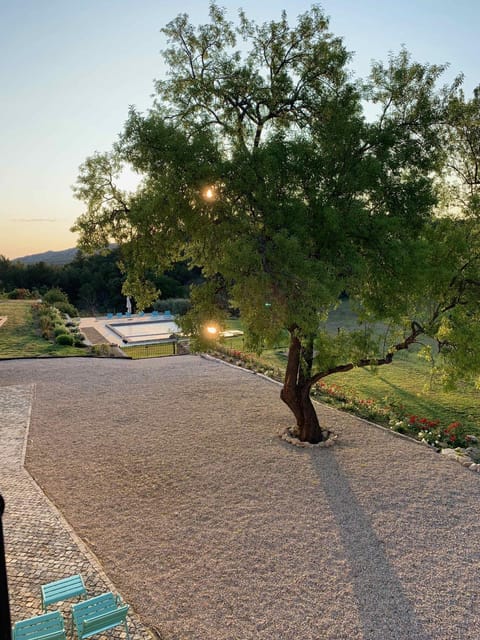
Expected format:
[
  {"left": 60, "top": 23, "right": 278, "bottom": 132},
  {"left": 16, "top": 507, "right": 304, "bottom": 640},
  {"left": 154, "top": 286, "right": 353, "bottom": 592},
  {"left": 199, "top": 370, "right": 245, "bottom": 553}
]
[{"left": 310, "top": 449, "right": 432, "bottom": 640}]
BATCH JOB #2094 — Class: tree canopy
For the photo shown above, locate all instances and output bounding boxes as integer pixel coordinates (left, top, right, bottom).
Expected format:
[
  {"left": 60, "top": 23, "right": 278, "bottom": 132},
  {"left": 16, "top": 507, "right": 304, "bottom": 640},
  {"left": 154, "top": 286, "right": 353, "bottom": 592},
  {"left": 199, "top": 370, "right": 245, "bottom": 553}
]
[{"left": 73, "top": 3, "right": 480, "bottom": 442}]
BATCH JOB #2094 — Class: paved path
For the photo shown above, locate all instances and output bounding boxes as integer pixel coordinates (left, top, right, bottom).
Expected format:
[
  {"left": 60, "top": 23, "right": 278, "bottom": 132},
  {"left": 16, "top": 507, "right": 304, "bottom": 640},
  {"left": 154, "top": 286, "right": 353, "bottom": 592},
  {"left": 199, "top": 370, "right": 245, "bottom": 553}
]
[{"left": 0, "top": 383, "right": 153, "bottom": 640}]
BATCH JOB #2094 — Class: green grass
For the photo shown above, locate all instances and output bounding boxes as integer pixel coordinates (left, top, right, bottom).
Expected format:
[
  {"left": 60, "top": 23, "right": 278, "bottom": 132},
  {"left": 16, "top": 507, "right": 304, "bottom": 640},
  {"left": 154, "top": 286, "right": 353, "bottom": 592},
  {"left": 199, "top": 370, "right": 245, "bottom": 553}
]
[
  {"left": 0, "top": 300, "right": 87, "bottom": 358},
  {"left": 325, "top": 352, "right": 480, "bottom": 430}
]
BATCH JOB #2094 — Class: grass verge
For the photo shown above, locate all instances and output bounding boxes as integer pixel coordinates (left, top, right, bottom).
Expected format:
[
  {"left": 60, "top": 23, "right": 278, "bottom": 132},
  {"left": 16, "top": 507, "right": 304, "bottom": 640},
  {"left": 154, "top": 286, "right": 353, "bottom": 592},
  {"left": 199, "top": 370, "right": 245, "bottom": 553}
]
[{"left": 0, "top": 300, "right": 88, "bottom": 358}]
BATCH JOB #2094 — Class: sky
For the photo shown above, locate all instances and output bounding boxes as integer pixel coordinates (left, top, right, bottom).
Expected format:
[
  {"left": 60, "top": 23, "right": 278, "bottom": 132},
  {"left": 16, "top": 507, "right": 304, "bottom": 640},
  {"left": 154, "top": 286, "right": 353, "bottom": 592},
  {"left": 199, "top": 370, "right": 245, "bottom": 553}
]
[{"left": 1, "top": 0, "right": 479, "bottom": 260}]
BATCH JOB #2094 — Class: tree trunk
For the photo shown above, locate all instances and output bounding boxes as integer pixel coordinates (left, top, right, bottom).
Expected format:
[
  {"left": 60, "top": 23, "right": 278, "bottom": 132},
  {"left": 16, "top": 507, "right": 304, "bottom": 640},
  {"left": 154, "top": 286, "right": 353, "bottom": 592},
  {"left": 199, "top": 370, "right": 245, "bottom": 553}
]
[
  {"left": 280, "top": 330, "right": 325, "bottom": 443},
  {"left": 279, "top": 321, "right": 427, "bottom": 443}
]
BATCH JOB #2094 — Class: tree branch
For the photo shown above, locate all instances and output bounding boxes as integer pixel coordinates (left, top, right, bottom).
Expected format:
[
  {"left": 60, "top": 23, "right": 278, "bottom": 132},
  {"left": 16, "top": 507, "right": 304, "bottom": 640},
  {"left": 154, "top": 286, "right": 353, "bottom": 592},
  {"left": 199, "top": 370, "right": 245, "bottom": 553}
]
[{"left": 309, "top": 321, "right": 425, "bottom": 387}]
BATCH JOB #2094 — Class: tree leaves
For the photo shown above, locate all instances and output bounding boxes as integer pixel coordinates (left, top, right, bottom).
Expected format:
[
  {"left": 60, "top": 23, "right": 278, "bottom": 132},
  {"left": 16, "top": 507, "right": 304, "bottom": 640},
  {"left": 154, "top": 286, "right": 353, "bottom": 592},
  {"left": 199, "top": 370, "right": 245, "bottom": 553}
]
[{"left": 72, "top": 3, "right": 480, "bottom": 395}]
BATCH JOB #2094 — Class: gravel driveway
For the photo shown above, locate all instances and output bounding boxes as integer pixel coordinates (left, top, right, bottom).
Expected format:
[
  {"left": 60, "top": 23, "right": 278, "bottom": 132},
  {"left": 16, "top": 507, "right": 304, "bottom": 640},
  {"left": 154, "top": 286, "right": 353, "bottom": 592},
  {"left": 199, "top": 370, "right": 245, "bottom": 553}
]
[{"left": 1, "top": 355, "right": 480, "bottom": 639}]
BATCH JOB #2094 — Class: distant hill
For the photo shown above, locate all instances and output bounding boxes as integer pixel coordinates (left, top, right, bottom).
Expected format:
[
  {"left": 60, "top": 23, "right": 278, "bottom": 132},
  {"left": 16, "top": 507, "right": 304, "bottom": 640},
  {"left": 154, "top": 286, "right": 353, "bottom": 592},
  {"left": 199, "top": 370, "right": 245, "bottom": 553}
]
[{"left": 14, "top": 247, "right": 80, "bottom": 266}]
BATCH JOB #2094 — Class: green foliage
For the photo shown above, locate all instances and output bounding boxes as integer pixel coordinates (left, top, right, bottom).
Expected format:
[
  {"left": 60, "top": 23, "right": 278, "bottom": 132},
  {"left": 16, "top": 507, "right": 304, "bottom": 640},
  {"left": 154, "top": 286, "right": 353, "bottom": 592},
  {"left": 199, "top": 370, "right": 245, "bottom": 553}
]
[
  {"left": 0, "top": 250, "right": 197, "bottom": 315},
  {"left": 121, "top": 274, "right": 158, "bottom": 312},
  {"left": 43, "top": 287, "right": 69, "bottom": 305},
  {"left": 0, "top": 300, "right": 86, "bottom": 358},
  {"left": 90, "top": 344, "right": 118, "bottom": 357},
  {"left": 42, "top": 288, "right": 79, "bottom": 317},
  {"left": 53, "top": 301, "right": 79, "bottom": 317},
  {"left": 213, "top": 336, "right": 480, "bottom": 445},
  {"left": 314, "top": 327, "right": 383, "bottom": 372},
  {"left": 153, "top": 298, "right": 191, "bottom": 315},
  {"left": 72, "top": 4, "right": 480, "bottom": 408},
  {"left": 178, "top": 281, "right": 229, "bottom": 351},
  {"left": 7, "top": 288, "right": 33, "bottom": 299},
  {"left": 55, "top": 333, "right": 74, "bottom": 346}
]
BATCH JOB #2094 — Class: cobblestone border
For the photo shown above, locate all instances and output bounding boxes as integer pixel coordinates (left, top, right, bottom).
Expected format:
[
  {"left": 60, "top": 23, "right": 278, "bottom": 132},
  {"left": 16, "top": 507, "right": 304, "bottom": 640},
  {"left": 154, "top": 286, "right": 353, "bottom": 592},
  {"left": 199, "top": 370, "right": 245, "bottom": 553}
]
[{"left": 0, "top": 383, "right": 154, "bottom": 640}]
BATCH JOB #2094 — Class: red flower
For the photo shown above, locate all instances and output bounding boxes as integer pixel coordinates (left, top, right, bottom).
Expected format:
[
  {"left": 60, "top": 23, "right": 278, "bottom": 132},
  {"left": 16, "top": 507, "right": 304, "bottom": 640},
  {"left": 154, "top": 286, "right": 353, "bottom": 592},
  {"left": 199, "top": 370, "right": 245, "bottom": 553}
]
[{"left": 446, "top": 421, "right": 461, "bottom": 432}]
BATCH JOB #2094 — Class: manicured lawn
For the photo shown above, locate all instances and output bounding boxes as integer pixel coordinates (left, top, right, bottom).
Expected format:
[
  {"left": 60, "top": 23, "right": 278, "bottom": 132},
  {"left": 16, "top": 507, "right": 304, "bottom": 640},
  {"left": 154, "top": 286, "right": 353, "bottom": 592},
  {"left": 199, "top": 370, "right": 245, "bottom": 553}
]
[
  {"left": 0, "top": 300, "right": 86, "bottom": 358},
  {"left": 325, "top": 351, "right": 480, "bottom": 431}
]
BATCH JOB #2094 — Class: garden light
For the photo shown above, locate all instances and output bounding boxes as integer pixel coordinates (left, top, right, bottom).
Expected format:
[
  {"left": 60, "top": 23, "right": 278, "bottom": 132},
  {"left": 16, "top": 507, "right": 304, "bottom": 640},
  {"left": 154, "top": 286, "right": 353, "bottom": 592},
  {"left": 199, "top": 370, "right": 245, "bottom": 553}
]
[{"left": 202, "top": 186, "right": 216, "bottom": 201}]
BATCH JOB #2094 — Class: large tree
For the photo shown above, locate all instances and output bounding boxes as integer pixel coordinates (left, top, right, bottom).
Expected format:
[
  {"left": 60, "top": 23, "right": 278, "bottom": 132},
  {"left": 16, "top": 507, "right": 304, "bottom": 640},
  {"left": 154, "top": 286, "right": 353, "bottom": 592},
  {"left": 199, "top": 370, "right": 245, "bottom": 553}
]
[{"left": 73, "top": 4, "right": 477, "bottom": 443}]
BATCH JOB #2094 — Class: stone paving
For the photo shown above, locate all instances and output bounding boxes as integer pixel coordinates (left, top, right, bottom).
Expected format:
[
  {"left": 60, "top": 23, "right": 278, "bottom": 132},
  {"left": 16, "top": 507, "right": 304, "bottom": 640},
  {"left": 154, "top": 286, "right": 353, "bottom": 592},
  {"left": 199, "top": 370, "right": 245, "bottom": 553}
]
[{"left": 0, "top": 383, "right": 154, "bottom": 640}]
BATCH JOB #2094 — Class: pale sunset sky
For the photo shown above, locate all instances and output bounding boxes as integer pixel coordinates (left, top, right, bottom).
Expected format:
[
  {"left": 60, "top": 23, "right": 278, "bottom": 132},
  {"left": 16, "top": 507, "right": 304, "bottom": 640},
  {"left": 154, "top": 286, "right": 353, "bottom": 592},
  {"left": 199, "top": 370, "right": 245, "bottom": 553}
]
[{"left": 1, "top": 0, "right": 478, "bottom": 259}]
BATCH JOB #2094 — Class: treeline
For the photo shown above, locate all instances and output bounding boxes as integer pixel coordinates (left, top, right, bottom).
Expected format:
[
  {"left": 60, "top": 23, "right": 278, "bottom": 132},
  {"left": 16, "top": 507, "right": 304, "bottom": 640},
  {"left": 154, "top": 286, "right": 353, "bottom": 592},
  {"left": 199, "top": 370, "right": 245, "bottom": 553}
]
[{"left": 0, "top": 249, "right": 201, "bottom": 314}]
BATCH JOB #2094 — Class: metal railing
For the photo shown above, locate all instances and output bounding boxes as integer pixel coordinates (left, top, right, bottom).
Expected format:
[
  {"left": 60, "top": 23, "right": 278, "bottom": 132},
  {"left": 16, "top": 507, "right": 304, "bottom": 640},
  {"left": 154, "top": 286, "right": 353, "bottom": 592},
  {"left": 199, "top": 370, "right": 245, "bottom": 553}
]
[{"left": 121, "top": 340, "right": 179, "bottom": 359}]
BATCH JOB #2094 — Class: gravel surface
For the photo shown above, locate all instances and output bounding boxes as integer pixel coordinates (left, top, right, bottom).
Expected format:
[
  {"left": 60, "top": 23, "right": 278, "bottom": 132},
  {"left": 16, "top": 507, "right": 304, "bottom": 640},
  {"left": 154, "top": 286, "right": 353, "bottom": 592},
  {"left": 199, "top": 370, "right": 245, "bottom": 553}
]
[{"left": 1, "top": 355, "right": 480, "bottom": 639}]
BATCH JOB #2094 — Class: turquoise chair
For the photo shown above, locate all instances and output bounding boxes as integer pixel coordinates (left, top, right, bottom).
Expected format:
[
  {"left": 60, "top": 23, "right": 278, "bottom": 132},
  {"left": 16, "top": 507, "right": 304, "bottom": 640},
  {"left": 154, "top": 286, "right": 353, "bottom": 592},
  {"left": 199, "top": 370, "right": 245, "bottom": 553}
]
[
  {"left": 71, "top": 592, "right": 129, "bottom": 640},
  {"left": 13, "top": 611, "right": 66, "bottom": 640}
]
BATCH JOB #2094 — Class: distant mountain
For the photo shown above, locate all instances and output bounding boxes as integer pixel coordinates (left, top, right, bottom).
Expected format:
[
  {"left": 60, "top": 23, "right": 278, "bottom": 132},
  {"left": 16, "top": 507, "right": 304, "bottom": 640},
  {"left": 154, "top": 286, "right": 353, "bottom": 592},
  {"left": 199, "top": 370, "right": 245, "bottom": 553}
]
[{"left": 14, "top": 247, "right": 80, "bottom": 266}]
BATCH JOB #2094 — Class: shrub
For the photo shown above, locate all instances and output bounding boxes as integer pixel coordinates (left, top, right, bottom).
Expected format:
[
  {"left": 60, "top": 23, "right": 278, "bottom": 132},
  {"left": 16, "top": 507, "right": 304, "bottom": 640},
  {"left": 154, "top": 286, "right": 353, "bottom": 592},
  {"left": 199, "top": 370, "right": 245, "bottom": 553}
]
[
  {"left": 54, "top": 301, "right": 79, "bottom": 317},
  {"left": 39, "top": 316, "right": 53, "bottom": 332},
  {"left": 55, "top": 333, "right": 74, "bottom": 346},
  {"left": 43, "top": 288, "right": 69, "bottom": 304},
  {"left": 153, "top": 298, "right": 191, "bottom": 316},
  {"left": 7, "top": 288, "right": 32, "bottom": 299},
  {"left": 90, "top": 343, "right": 116, "bottom": 356},
  {"left": 54, "top": 326, "right": 68, "bottom": 337}
]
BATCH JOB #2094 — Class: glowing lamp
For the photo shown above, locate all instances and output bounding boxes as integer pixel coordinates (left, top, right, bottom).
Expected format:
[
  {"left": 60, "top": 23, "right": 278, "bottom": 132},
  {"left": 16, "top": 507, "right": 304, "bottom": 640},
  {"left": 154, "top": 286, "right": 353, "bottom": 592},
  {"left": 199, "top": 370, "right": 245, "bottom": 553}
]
[
  {"left": 206, "top": 326, "right": 218, "bottom": 335},
  {"left": 203, "top": 186, "right": 215, "bottom": 201}
]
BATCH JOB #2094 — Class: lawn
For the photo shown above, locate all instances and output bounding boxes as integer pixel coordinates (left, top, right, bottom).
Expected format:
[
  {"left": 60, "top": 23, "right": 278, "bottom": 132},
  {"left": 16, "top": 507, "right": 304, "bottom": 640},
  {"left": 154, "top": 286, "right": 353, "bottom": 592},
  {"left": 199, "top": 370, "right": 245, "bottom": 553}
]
[{"left": 0, "top": 299, "right": 87, "bottom": 358}]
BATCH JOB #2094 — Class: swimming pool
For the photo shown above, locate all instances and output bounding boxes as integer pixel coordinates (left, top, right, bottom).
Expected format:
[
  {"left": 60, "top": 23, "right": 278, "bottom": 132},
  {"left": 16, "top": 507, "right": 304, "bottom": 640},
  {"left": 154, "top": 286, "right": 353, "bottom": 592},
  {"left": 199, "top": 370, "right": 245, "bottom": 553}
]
[{"left": 107, "top": 319, "right": 180, "bottom": 343}]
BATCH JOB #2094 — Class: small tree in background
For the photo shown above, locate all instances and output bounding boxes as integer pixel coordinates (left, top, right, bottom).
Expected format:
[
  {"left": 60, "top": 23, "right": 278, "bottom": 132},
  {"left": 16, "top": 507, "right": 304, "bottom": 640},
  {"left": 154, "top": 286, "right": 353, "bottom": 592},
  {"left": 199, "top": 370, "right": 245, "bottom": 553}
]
[
  {"left": 73, "top": 4, "right": 480, "bottom": 443},
  {"left": 43, "top": 288, "right": 78, "bottom": 317}
]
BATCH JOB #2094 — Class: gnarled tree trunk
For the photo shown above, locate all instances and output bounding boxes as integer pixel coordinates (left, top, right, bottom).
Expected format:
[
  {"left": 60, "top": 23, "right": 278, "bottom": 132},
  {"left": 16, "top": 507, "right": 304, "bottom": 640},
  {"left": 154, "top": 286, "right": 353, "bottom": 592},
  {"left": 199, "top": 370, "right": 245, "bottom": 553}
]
[
  {"left": 280, "top": 330, "right": 325, "bottom": 443},
  {"left": 279, "top": 321, "right": 426, "bottom": 443}
]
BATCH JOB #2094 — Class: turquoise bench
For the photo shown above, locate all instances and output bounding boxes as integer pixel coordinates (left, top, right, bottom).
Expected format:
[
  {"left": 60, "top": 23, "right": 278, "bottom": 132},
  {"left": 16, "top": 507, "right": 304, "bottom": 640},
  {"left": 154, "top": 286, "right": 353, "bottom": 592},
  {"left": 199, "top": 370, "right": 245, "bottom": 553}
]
[
  {"left": 13, "top": 610, "right": 66, "bottom": 640},
  {"left": 41, "top": 574, "right": 87, "bottom": 612},
  {"left": 71, "top": 592, "right": 130, "bottom": 640}
]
